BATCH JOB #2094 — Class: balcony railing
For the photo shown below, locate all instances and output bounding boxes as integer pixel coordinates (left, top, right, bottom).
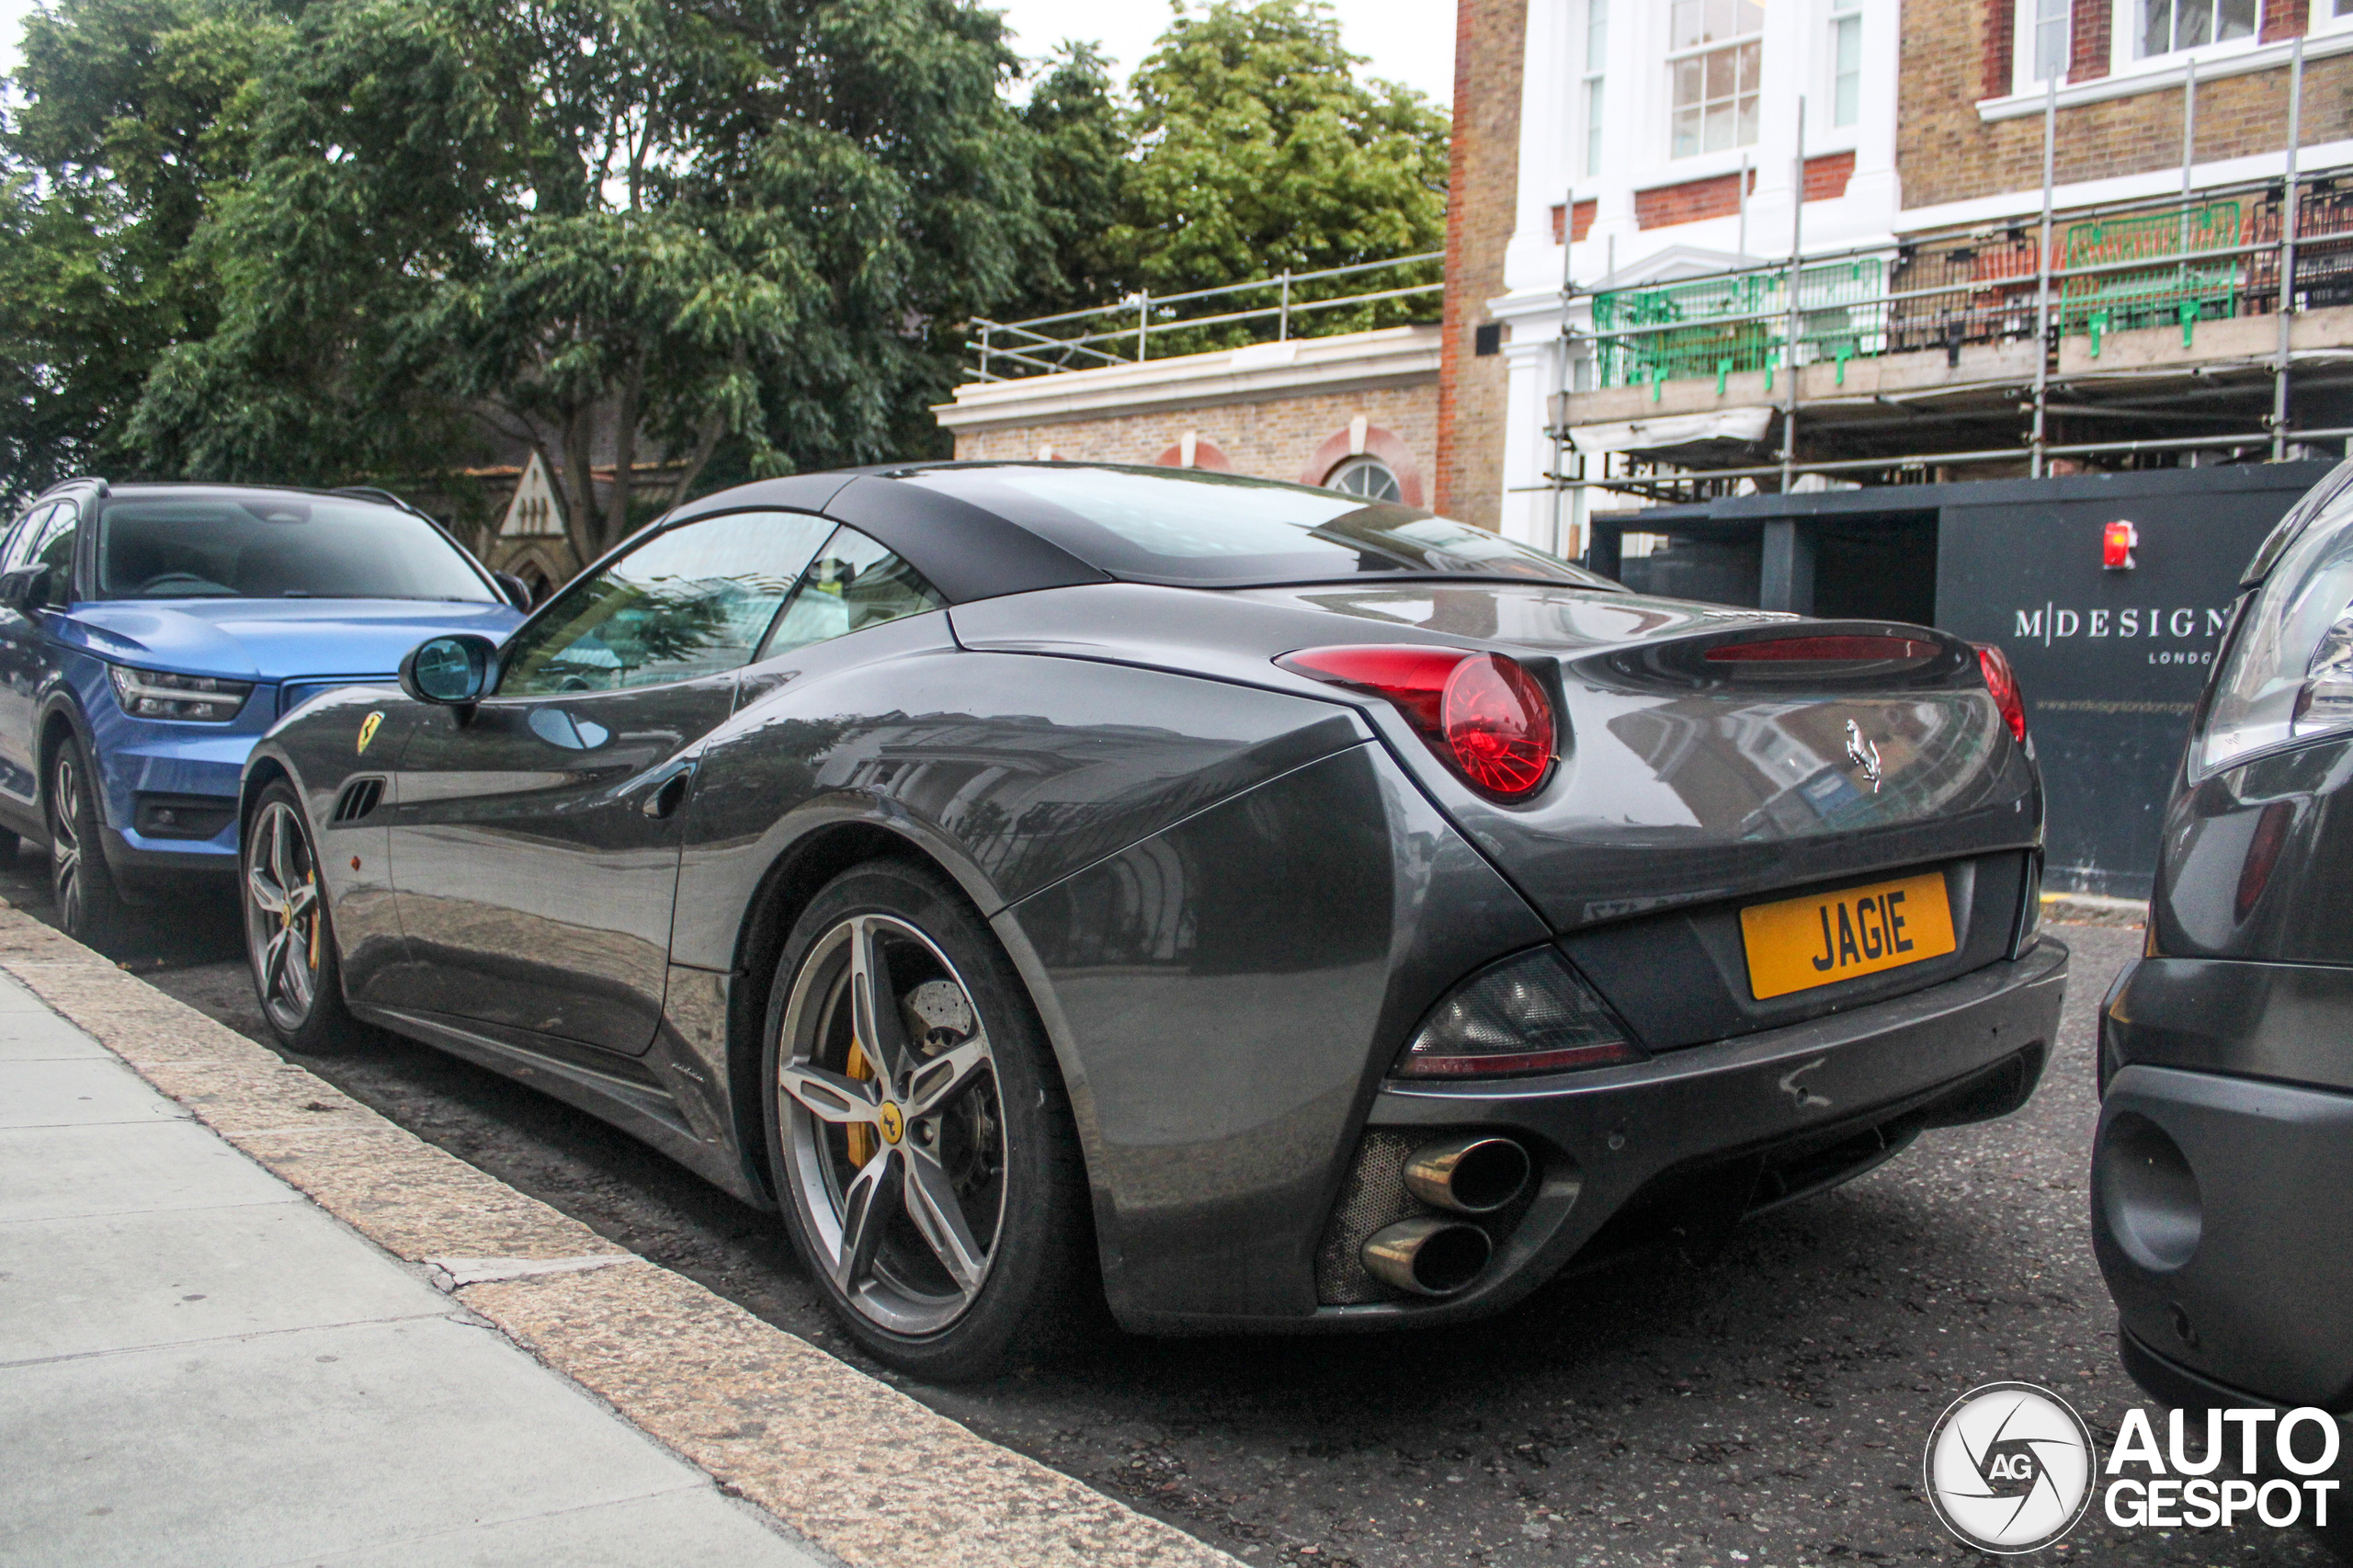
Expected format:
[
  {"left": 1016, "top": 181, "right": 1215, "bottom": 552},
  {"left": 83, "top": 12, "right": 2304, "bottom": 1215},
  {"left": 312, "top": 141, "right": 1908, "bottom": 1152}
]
[
  {"left": 1584, "top": 165, "right": 2353, "bottom": 400},
  {"left": 961, "top": 252, "right": 1445, "bottom": 383}
]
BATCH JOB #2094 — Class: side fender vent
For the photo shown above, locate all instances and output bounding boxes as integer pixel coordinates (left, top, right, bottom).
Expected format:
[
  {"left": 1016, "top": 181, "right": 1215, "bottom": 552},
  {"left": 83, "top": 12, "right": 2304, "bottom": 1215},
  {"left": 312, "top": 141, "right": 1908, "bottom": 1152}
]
[{"left": 331, "top": 777, "right": 384, "bottom": 824}]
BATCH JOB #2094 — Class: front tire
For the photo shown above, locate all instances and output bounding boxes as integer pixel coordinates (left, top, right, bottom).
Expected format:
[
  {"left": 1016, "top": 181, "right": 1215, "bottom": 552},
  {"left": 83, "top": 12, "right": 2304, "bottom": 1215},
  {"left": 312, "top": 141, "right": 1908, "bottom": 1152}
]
[
  {"left": 765, "top": 859, "right": 1092, "bottom": 1381},
  {"left": 47, "top": 735, "right": 133, "bottom": 952},
  {"left": 241, "top": 782, "right": 360, "bottom": 1053}
]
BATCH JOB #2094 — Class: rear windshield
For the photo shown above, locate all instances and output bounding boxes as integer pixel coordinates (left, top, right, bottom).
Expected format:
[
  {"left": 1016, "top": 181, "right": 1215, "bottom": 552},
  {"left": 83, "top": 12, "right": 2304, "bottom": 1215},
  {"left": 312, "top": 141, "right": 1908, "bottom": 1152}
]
[
  {"left": 96, "top": 495, "right": 497, "bottom": 602},
  {"left": 898, "top": 464, "right": 1620, "bottom": 589}
]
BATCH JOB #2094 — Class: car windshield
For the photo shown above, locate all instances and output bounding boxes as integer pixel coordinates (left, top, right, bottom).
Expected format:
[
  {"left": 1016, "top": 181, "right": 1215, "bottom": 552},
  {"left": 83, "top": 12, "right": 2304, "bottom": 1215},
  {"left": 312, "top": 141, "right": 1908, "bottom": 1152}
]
[
  {"left": 96, "top": 494, "right": 497, "bottom": 602},
  {"left": 898, "top": 464, "right": 1621, "bottom": 589}
]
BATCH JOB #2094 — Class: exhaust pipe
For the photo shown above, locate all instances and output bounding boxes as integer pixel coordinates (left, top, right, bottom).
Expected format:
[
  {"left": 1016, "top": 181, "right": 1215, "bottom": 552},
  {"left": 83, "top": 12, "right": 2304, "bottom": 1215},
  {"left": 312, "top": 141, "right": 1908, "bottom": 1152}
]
[
  {"left": 1404, "top": 1135, "right": 1531, "bottom": 1214},
  {"left": 1361, "top": 1217, "right": 1493, "bottom": 1297}
]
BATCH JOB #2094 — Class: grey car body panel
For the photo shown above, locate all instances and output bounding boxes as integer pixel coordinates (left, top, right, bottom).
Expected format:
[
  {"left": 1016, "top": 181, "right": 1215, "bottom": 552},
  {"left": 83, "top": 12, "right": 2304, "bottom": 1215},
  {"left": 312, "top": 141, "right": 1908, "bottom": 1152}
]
[
  {"left": 244, "top": 462, "right": 2057, "bottom": 1331},
  {"left": 383, "top": 673, "right": 736, "bottom": 1053},
  {"left": 2096, "top": 483, "right": 2353, "bottom": 1411},
  {"left": 2149, "top": 732, "right": 2353, "bottom": 964},
  {"left": 1002, "top": 741, "right": 1552, "bottom": 1323},
  {"left": 1563, "top": 852, "right": 2030, "bottom": 1051},
  {"left": 2097, "top": 1064, "right": 2353, "bottom": 1410},
  {"left": 665, "top": 625, "right": 1375, "bottom": 968},
  {"left": 1118, "top": 938, "right": 2067, "bottom": 1333},
  {"left": 951, "top": 581, "right": 2041, "bottom": 934}
]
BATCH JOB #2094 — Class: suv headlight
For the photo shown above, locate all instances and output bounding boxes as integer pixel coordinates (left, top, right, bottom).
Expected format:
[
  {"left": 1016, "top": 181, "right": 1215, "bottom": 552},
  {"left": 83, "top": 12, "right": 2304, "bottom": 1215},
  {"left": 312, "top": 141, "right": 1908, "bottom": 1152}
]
[
  {"left": 2195, "top": 480, "right": 2353, "bottom": 778},
  {"left": 108, "top": 665, "right": 253, "bottom": 722}
]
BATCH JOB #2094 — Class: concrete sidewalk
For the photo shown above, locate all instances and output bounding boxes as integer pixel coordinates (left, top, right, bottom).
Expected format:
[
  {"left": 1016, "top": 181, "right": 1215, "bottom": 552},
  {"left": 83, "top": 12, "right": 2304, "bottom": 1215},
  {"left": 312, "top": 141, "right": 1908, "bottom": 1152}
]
[{"left": 0, "top": 970, "right": 830, "bottom": 1568}]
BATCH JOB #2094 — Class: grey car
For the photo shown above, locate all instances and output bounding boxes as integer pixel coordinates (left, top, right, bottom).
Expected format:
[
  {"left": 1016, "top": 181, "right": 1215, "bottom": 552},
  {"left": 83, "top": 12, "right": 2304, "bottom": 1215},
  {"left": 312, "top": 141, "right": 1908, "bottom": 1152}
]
[
  {"left": 239, "top": 462, "right": 2068, "bottom": 1379},
  {"left": 2096, "top": 457, "right": 2353, "bottom": 1447}
]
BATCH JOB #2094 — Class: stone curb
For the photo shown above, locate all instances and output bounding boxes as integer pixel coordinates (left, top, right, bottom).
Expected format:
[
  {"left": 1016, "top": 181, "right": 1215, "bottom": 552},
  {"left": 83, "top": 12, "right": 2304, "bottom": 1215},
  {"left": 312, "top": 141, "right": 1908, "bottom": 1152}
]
[
  {"left": 2040, "top": 891, "right": 2148, "bottom": 926},
  {"left": 0, "top": 904, "right": 1237, "bottom": 1568}
]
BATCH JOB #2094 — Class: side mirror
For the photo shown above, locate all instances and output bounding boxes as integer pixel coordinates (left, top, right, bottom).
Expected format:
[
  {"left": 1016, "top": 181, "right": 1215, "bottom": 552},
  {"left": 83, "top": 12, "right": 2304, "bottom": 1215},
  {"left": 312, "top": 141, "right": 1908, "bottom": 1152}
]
[
  {"left": 399, "top": 633, "right": 499, "bottom": 708},
  {"left": 492, "top": 571, "right": 535, "bottom": 611},
  {"left": 0, "top": 566, "right": 51, "bottom": 614}
]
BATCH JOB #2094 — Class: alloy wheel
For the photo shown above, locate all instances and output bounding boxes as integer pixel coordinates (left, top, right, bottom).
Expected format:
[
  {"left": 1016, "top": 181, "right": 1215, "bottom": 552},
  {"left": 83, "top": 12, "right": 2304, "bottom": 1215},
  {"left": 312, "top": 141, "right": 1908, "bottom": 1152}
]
[
  {"left": 776, "top": 914, "right": 1007, "bottom": 1336},
  {"left": 49, "top": 750, "right": 87, "bottom": 932},
  {"left": 244, "top": 800, "right": 324, "bottom": 1034}
]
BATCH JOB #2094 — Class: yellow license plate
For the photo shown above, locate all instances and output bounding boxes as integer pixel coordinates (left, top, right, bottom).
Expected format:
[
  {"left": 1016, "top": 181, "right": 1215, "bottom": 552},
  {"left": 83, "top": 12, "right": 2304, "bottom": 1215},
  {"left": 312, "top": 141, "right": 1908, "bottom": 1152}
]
[{"left": 1738, "top": 872, "right": 1957, "bottom": 1001}]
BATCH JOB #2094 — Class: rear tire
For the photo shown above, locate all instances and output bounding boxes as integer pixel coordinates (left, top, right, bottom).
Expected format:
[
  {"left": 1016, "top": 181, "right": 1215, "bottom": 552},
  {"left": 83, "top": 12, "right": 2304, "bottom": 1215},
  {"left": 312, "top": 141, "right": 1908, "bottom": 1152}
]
[
  {"left": 240, "top": 782, "right": 362, "bottom": 1053},
  {"left": 47, "top": 735, "right": 133, "bottom": 953},
  {"left": 764, "top": 858, "right": 1093, "bottom": 1381}
]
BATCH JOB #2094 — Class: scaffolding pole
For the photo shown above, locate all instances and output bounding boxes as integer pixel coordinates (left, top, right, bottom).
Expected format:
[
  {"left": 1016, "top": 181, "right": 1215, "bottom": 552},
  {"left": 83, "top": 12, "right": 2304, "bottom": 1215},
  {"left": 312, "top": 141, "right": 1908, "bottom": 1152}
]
[
  {"left": 2275, "top": 38, "right": 2306, "bottom": 461},
  {"left": 1552, "top": 187, "right": 1575, "bottom": 558},
  {"left": 2029, "top": 75, "right": 2058, "bottom": 479},
  {"left": 1779, "top": 98, "right": 1806, "bottom": 494}
]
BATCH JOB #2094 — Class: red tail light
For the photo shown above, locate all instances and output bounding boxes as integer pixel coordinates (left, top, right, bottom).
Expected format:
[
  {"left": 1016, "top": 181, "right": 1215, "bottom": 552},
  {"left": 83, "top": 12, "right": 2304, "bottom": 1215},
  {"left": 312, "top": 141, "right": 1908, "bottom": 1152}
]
[
  {"left": 1976, "top": 643, "right": 2028, "bottom": 743},
  {"left": 1279, "top": 645, "right": 1558, "bottom": 801}
]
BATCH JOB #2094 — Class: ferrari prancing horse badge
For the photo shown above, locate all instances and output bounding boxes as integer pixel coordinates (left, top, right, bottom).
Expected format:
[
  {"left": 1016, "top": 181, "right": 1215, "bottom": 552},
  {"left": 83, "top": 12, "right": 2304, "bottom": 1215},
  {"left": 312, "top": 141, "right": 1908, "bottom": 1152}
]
[{"left": 357, "top": 711, "right": 383, "bottom": 756}]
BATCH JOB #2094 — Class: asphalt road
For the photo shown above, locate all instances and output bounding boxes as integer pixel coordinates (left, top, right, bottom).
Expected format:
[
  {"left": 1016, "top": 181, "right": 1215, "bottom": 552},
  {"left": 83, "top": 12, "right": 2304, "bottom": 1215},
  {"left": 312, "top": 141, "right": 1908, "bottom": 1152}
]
[{"left": 15, "top": 854, "right": 2325, "bottom": 1567}]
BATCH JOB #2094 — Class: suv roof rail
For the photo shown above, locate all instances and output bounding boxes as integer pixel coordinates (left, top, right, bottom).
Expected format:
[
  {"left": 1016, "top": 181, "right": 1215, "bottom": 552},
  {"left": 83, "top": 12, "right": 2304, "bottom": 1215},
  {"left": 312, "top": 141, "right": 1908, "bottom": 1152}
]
[{"left": 46, "top": 476, "right": 108, "bottom": 499}]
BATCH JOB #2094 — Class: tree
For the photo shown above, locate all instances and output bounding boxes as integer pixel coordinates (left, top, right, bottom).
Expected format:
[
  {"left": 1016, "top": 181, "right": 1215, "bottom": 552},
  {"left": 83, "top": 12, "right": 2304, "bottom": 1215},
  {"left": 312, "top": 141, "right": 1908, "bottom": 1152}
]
[
  {"left": 1112, "top": 0, "right": 1446, "bottom": 322},
  {"left": 1008, "top": 41, "right": 1127, "bottom": 322},
  {"left": 0, "top": 0, "right": 286, "bottom": 506},
  {"left": 130, "top": 0, "right": 1056, "bottom": 562}
]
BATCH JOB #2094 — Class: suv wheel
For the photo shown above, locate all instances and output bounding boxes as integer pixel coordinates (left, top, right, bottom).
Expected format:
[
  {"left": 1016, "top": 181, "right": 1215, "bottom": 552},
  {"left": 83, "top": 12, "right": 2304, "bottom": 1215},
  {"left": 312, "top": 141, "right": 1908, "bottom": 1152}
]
[{"left": 47, "top": 736, "right": 132, "bottom": 951}]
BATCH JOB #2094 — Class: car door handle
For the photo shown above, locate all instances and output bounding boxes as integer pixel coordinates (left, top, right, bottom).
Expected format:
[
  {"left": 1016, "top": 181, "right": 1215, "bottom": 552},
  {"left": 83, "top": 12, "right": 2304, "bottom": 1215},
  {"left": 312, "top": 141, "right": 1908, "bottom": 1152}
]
[{"left": 642, "top": 765, "right": 693, "bottom": 820}]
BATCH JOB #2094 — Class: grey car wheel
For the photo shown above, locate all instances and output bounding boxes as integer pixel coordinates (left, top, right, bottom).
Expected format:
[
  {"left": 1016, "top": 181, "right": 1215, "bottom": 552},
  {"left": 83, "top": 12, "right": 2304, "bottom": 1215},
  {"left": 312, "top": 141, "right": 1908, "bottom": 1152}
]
[
  {"left": 777, "top": 912, "right": 1008, "bottom": 1336},
  {"left": 240, "top": 783, "right": 360, "bottom": 1052},
  {"left": 764, "top": 859, "right": 1092, "bottom": 1380}
]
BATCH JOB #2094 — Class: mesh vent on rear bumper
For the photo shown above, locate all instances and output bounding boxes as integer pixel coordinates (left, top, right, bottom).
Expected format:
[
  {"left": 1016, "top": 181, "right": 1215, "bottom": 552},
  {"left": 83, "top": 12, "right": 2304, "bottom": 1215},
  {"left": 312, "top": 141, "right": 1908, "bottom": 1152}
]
[{"left": 1313, "top": 1129, "right": 1540, "bottom": 1305}]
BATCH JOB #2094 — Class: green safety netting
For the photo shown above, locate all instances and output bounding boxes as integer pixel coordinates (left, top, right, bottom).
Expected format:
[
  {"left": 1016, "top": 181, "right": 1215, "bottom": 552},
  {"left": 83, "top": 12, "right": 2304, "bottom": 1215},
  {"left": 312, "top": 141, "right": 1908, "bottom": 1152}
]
[{"left": 1593, "top": 259, "right": 1888, "bottom": 393}]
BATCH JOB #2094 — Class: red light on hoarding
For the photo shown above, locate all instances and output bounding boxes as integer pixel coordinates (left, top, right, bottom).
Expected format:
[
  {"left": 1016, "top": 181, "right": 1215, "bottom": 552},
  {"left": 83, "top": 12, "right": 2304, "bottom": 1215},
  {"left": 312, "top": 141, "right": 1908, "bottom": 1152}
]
[{"left": 2104, "top": 519, "right": 2139, "bottom": 571}]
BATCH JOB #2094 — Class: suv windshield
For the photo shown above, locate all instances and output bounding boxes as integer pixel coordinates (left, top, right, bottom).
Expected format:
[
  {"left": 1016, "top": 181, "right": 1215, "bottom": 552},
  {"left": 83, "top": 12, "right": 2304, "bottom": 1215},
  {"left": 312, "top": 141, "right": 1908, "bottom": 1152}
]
[
  {"left": 899, "top": 464, "right": 1620, "bottom": 589},
  {"left": 96, "top": 494, "right": 497, "bottom": 602}
]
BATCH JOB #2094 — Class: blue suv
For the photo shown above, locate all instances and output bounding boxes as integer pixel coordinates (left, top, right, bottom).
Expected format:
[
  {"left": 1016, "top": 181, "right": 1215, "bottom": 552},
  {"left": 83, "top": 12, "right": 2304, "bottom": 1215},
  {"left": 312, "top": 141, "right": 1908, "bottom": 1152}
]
[{"left": 0, "top": 480, "right": 526, "bottom": 948}]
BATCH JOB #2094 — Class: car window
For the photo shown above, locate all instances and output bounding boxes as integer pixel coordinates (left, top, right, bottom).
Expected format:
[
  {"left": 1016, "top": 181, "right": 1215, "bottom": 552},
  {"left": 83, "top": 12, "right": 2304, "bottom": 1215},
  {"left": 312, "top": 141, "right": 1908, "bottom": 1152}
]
[
  {"left": 94, "top": 494, "right": 496, "bottom": 601},
  {"left": 898, "top": 464, "right": 1620, "bottom": 589},
  {"left": 1, "top": 505, "right": 55, "bottom": 574},
  {"left": 25, "top": 504, "right": 77, "bottom": 606},
  {"left": 758, "top": 527, "right": 946, "bottom": 660},
  {"left": 499, "top": 510, "right": 835, "bottom": 696}
]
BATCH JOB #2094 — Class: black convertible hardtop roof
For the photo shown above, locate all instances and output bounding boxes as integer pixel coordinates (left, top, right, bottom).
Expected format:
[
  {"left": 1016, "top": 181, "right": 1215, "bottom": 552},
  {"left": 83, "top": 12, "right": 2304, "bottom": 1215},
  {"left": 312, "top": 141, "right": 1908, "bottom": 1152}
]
[{"left": 664, "top": 460, "right": 1615, "bottom": 603}]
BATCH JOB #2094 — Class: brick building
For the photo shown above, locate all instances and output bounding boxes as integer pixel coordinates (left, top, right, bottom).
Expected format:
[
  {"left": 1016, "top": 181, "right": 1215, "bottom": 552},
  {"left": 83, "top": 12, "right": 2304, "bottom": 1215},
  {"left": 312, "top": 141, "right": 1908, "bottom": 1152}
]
[
  {"left": 1461, "top": 0, "right": 2353, "bottom": 558},
  {"left": 934, "top": 325, "right": 1440, "bottom": 504}
]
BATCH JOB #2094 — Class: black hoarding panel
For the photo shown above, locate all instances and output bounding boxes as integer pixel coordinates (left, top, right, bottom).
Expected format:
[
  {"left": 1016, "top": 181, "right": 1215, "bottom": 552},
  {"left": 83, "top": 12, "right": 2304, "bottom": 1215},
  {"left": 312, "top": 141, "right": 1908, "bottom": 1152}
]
[{"left": 1934, "top": 464, "right": 2336, "bottom": 900}]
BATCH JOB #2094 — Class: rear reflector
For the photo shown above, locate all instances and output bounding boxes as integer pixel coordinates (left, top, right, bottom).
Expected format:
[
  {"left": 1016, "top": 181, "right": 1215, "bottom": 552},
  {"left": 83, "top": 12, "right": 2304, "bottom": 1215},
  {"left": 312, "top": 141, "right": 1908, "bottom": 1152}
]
[
  {"left": 1279, "top": 644, "right": 1558, "bottom": 801},
  {"left": 1704, "top": 635, "right": 1940, "bottom": 663},
  {"left": 1394, "top": 949, "right": 1641, "bottom": 1079}
]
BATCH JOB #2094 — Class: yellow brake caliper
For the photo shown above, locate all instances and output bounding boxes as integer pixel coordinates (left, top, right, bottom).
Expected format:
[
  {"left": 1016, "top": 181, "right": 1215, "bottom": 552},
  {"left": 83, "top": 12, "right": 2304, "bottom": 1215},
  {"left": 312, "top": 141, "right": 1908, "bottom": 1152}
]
[{"left": 845, "top": 1039, "right": 876, "bottom": 1167}]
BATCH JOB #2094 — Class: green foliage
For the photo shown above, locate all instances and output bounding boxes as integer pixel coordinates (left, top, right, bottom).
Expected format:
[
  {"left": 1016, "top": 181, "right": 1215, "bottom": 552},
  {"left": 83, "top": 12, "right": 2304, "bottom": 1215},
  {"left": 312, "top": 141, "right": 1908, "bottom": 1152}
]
[
  {"left": 989, "top": 1, "right": 1449, "bottom": 365},
  {"left": 126, "top": 0, "right": 1052, "bottom": 559},
  {"left": 0, "top": 0, "right": 1449, "bottom": 526},
  {"left": 1111, "top": 1, "right": 1446, "bottom": 330},
  {"left": 0, "top": 0, "right": 288, "bottom": 506}
]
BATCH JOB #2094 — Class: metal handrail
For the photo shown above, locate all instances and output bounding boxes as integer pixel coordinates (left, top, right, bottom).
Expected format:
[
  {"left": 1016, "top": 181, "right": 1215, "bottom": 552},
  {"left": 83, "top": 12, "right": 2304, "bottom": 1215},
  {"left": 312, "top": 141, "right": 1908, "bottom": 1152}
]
[{"left": 964, "top": 251, "right": 1445, "bottom": 382}]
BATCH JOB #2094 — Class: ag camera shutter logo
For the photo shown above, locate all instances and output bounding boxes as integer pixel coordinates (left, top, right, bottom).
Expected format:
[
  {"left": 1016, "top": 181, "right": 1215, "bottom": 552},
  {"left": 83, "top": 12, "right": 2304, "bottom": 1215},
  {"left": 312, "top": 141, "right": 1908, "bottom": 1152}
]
[{"left": 1923, "top": 1382, "right": 2095, "bottom": 1553}]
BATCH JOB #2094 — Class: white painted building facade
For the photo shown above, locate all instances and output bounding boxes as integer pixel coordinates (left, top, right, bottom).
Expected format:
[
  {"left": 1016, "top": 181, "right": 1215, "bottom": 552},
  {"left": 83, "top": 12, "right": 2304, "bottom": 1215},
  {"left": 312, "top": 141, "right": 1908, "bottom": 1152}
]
[{"left": 1486, "top": 0, "right": 1905, "bottom": 553}]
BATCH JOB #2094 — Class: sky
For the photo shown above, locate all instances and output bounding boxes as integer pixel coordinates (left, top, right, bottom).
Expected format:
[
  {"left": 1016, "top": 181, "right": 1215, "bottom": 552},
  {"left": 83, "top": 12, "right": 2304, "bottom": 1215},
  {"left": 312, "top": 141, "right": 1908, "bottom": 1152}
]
[
  {"left": 0, "top": 1, "right": 1457, "bottom": 107},
  {"left": 992, "top": 0, "right": 1455, "bottom": 106}
]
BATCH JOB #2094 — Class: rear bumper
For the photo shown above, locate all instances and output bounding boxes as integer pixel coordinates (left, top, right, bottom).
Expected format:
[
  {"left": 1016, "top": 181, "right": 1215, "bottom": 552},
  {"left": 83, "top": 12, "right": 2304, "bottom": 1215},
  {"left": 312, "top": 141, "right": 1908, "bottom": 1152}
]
[
  {"left": 1133, "top": 937, "right": 2069, "bottom": 1333},
  {"left": 2094, "top": 1062, "right": 2353, "bottom": 1410}
]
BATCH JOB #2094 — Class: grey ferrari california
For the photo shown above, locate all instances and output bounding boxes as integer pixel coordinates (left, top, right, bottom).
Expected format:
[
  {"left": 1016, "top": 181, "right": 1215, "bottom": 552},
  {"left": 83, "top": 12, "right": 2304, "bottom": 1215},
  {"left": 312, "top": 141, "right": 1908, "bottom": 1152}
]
[{"left": 238, "top": 462, "right": 2067, "bottom": 1379}]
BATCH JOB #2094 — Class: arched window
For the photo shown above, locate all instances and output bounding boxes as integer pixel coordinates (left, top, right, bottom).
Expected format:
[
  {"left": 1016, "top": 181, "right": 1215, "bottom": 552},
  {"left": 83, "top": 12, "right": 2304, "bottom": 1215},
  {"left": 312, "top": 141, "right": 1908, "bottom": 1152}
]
[{"left": 1324, "top": 455, "right": 1403, "bottom": 503}]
